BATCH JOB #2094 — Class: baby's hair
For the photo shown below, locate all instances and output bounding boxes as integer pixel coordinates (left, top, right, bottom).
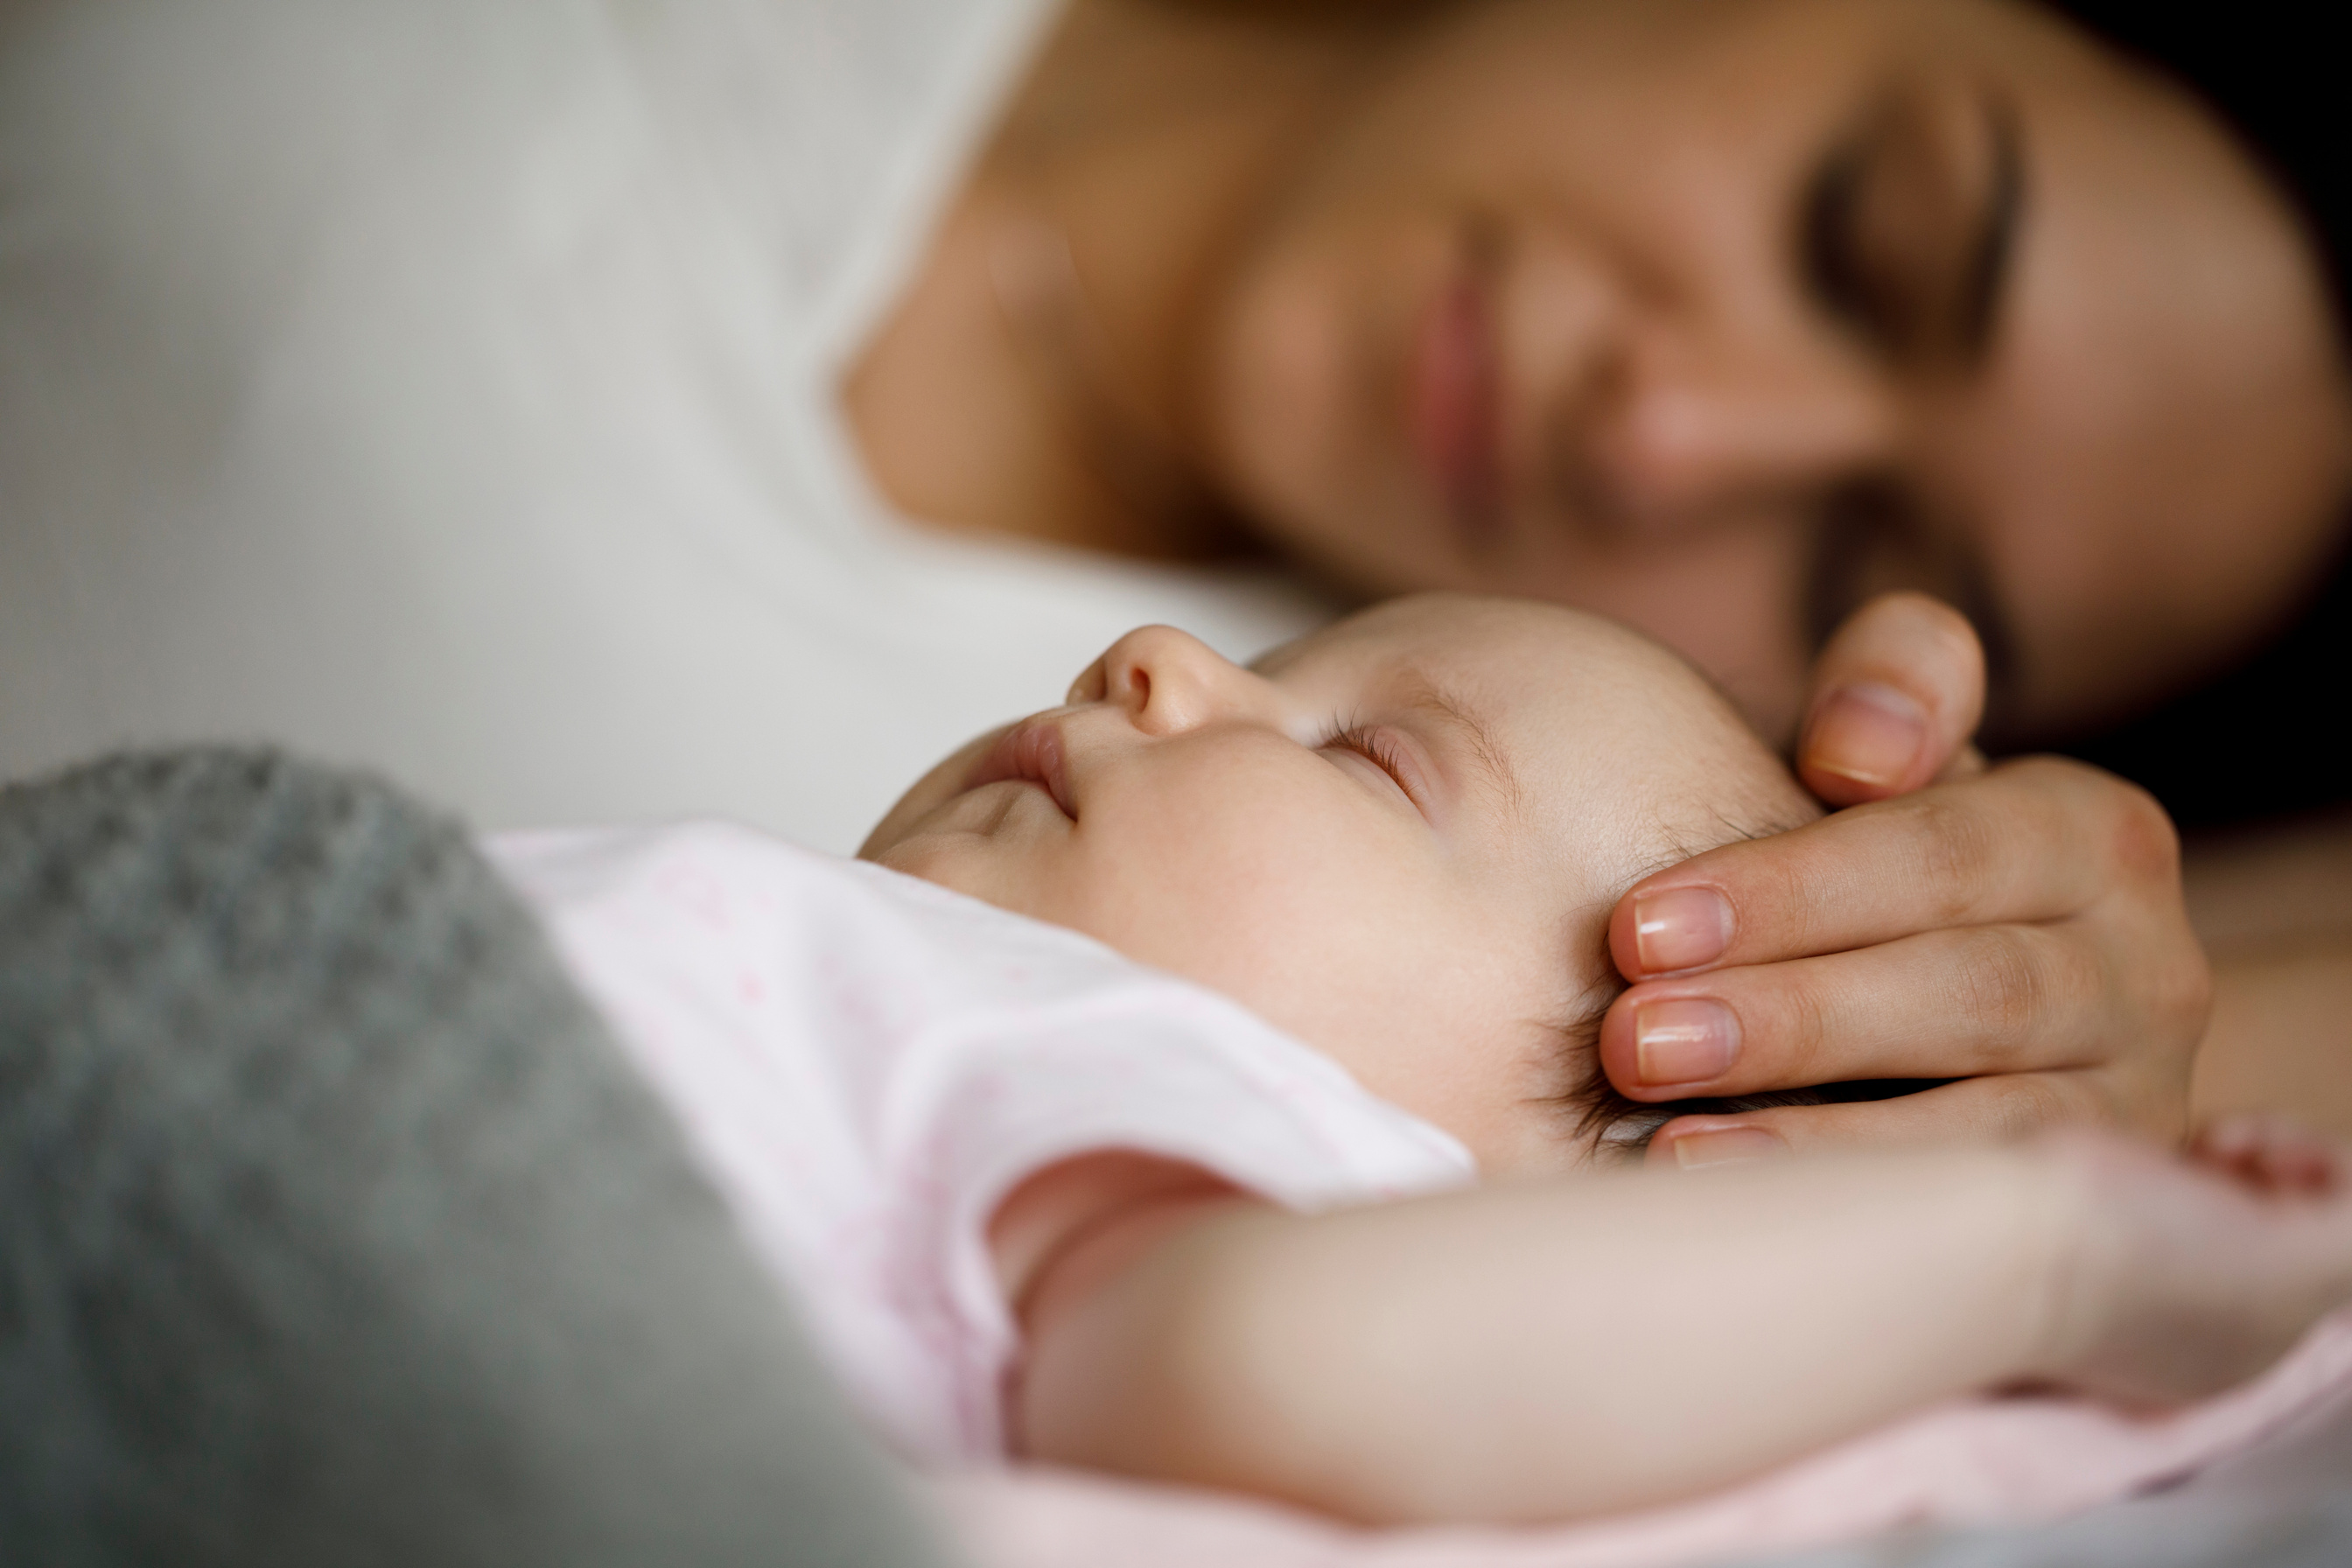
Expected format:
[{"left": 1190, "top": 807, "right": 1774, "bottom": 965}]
[
  {"left": 1544, "top": 802, "right": 1928, "bottom": 1159},
  {"left": 1549, "top": 988, "right": 1833, "bottom": 1162}
]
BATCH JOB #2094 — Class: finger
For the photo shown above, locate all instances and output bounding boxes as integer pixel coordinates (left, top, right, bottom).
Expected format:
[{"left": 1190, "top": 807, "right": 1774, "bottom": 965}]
[
  {"left": 1938, "top": 743, "right": 1989, "bottom": 784},
  {"left": 1600, "top": 923, "right": 2113, "bottom": 1100},
  {"left": 1796, "top": 592, "right": 1986, "bottom": 807},
  {"left": 2194, "top": 1113, "right": 2300, "bottom": 1171},
  {"left": 1610, "top": 757, "right": 2180, "bottom": 978},
  {"left": 1642, "top": 1072, "right": 2110, "bottom": 1168},
  {"left": 2194, "top": 1116, "right": 2348, "bottom": 1196}
]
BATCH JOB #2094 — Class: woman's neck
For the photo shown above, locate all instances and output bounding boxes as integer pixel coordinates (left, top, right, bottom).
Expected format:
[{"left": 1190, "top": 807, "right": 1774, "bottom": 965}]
[{"left": 843, "top": 0, "right": 1386, "bottom": 562}]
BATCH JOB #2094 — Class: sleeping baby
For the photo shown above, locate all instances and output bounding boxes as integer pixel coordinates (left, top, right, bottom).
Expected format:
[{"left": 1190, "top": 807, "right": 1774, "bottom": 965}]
[{"left": 490, "top": 592, "right": 2352, "bottom": 1525}]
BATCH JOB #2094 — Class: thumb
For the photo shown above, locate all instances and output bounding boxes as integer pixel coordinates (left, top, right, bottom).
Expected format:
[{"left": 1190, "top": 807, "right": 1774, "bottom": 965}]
[{"left": 1796, "top": 592, "right": 1986, "bottom": 807}]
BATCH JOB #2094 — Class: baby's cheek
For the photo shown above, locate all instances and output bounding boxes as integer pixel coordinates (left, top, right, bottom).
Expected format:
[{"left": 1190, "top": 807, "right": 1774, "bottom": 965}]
[
  {"left": 869, "top": 833, "right": 976, "bottom": 895},
  {"left": 1296, "top": 928, "right": 1538, "bottom": 1132},
  {"left": 1398, "top": 925, "right": 1594, "bottom": 1144},
  {"left": 1127, "top": 873, "right": 1396, "bottom": 1051}
]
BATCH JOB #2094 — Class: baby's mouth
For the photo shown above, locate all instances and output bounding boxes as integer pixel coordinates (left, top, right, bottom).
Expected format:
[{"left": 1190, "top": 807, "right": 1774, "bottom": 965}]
[{"left": 962, "top": 717, "right": 1078, "bottom": 822}]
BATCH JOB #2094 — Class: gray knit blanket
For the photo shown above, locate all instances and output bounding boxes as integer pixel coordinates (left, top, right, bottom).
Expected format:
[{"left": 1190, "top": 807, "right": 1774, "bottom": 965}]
[
  {"left": 16, "top": 749, "right": 2352, "bottom": 1568},
  {"left": 0, "top": 749, "right": 945, "bottom": 1568}
]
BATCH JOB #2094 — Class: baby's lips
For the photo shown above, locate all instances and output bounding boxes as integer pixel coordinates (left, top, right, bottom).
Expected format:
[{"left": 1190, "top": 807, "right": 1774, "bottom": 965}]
[{"left": 963, "top": 715, "right": 1079, "bottom": 821}]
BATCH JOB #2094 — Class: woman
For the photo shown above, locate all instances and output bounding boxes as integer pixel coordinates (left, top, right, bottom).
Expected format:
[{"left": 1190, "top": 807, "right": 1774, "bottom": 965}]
[
  {"left": 849, "top": 0, "right": 2352, "bottom": 1154},
  {"left": 0, "top": 0, "right": 2339, "bottom": 1154}
]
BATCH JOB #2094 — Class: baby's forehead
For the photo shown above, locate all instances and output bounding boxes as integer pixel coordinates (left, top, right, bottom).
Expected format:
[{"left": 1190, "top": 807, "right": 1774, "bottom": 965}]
[
  {"left": 1268, "top": 592, "right": 1666, "bottom": 673},
  {"left": 1273, "top": 596, "right": 1754, "bottom": 752},
  {"left": 1270, "top": 592, "right": 1816, "bottom": 872}
]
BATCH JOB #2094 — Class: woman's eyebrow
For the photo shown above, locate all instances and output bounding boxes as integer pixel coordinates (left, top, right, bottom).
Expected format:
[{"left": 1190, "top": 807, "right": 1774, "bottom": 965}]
[
  {"left": 1956, "top": 92, "right": 2025, "bottom": 359},
  {"left": 1397, "top": 678, "right": 1524, "bottom": 818}
]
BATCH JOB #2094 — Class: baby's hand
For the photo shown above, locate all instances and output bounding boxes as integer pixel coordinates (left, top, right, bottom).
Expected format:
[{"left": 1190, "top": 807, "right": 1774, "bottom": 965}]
[{"left": 2038, "top": 1116, "right": 2352, "bottom": 1407}]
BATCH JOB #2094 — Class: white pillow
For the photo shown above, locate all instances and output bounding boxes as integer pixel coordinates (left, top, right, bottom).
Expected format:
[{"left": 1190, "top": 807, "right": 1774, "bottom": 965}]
[{"left": 0, "top": 0, "right": 1326, "bottom": 850}]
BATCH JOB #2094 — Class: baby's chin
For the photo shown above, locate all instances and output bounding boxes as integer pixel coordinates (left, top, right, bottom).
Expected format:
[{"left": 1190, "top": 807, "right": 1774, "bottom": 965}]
[{"left": 856, "top": 724, "right": 1009, "bottom": 863}]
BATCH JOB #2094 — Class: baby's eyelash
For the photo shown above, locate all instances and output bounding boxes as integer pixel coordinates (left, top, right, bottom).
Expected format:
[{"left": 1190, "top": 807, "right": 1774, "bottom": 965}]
[{"left": 1326, "top": 723, "right": 1416, "bottom": 801}]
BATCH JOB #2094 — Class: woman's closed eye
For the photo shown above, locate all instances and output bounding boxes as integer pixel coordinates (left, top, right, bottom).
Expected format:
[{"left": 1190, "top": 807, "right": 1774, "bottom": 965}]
[{"left": 1800, "top": 82, "right": 2020, "bottom": 367}]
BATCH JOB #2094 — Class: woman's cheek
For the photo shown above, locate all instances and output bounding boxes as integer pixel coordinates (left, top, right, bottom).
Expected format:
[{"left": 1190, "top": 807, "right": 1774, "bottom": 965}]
[
  {"left": 1206, "top": 270, "right": 1358, "bottom": 540},
  {"left": 1206, "top": 215, "right": 1461, "bottom": 584}
]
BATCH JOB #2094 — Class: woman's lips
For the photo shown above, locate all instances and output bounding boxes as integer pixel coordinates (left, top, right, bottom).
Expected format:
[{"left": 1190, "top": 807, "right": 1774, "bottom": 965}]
[
  {"left": 1409, "top": 262, "right": 1505, "bottom": 550},
  {"left": 962, "top": 717, "right": 1077, "bottom": 821}
]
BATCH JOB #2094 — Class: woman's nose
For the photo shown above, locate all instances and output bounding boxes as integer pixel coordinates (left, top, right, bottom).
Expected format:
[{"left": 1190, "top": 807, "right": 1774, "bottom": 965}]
[
  {"left": 1068, "top": 625, "right": 1267, "bottom": 736},
  {"left": 1566, "top": 327, "right": 1900, "bottom": 538}
]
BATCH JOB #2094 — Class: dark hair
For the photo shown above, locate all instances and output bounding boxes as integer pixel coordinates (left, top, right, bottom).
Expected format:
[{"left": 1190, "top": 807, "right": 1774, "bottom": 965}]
[
  {"left": 1550, "top": 1004, "right": 1933, "bottom": 1163},
  {"left": 1152, "top": 0, "right": 1447, "bottom": 22},
  {"left": 1544, "top": 811, "right": 1934, "bottom": 1160},
  {"left": 2039, "top": 1, "right": 2352, "bottom": 829},
  {"left": 2061, "top": 549, "right": 2352, "bottom": 831},
  {"left": 1180, "top": 0, "right": 2352, "bottom": 828},
  {"left": 2050, "top": 2, "right": 2352, "bottom": 334}
]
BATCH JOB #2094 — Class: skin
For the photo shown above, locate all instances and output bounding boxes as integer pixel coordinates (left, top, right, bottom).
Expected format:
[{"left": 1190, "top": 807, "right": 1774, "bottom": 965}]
[
  {"left": 2188, "top": 814, "right": 2352, "bottom": 1135},
  {"left": 852, "top": 0, "right": 2352, "bottom": 742},
  {"left": 979, "top": 1123, "right": 2352, "bottom": 1523},
  {"left": 846, "top": 0, "right": 2350, "bottom": 1152},
  {"left": 858, "top": 598, "right": 2352, "bottom": 1524},
  {"left": 1612, "top": 592, "right": 2210, "bottom": 1164},
  {"left": 863, "top": 593, "right": 1818, "bottom": 1174},
  {"left": 1196, "top": 0, "right": 2352, "bottom": 743}
]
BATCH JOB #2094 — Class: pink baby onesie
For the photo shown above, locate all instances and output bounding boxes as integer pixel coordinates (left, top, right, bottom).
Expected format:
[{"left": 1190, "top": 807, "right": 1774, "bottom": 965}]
[{"left": 487, "top": 820, "right": 1476, "bottom": 1465}]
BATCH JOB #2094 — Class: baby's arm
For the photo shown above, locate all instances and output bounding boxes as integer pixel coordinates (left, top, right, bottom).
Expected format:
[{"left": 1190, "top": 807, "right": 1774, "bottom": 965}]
[{"left": 998, "top": 1125, "right": 2352, "bottom": 1526}]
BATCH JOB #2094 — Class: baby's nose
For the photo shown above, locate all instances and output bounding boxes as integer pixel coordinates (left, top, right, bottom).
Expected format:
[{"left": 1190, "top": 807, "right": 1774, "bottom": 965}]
[{"left": 1078, "top": 625, "right": 1268, "bottom": 737}]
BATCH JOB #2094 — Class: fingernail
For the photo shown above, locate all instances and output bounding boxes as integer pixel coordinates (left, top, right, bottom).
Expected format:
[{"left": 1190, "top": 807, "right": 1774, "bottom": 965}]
[
  {"left": 1634, "top": 999, "right": 1740, "bottom": 1086},
  {"left": 1632, "top": 887, "right": 1732, "bottom": 973},
  {"left": 1670, "top": 1126, "right": 1789, "bottom": 1170},
  {"left": 1806, "top": 682, "right": 1928, "bottom": 789}
]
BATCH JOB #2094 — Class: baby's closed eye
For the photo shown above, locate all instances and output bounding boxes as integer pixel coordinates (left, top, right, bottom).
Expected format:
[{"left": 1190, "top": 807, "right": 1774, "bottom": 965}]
[{"left": 1322, "top": 724, "right": 1431, "bottom": 813}]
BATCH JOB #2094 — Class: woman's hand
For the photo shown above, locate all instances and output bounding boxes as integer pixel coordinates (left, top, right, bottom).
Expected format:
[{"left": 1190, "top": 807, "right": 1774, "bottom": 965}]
[{"left": 1600, "top": 593, "right": 2211, "bottom": 1166}]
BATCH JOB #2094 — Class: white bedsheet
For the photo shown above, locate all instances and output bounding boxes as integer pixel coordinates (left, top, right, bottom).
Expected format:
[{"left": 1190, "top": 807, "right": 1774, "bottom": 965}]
[{"left": 0, "top": 0, "right": 1331, "bottom": 850}]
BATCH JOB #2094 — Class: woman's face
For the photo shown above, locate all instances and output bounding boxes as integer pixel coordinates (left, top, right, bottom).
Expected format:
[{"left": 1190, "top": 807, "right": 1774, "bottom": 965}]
[{"left": 1194, "top": 0, "right": 2352, "bottom": 744}]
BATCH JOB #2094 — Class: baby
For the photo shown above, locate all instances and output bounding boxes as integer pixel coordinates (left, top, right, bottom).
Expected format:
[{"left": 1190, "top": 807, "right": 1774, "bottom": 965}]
[{"left": 494, "top": 592, "right": 2352, "bottom": 1527}]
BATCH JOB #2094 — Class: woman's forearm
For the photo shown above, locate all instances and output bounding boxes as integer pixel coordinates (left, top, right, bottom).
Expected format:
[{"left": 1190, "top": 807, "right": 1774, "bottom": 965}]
[
  {"left": 2195, "top": 943, "right": 2352, "bottom": 1136},
  {"left": 1015, "top": 1151, "right": 2081, "bottom": 1525},
  {"left": 2182, "top": 808, "right": 2352, "bottom": 953},
  {"left": 2182, "top": 811, "right": 2352, "bottom": 1136}
]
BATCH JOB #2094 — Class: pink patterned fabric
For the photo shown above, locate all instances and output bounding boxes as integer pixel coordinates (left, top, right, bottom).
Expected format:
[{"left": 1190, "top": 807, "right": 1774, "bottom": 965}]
[
  {"left": 490, "top": 821, "right": 1474, "bottom": 1463},
  {"left": 492, "top": 820, "right": 2352, "bottom": 1564},
  {"left": 936, "top": 1308, "right": 2352, "bottom": 1568}
]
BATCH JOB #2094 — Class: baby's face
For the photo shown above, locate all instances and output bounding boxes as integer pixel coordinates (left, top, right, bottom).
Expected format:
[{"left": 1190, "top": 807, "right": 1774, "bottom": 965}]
[{"left": 862, "top": 594, "right": 1816, "bottom": 1175}]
